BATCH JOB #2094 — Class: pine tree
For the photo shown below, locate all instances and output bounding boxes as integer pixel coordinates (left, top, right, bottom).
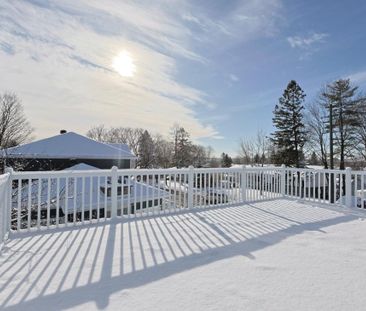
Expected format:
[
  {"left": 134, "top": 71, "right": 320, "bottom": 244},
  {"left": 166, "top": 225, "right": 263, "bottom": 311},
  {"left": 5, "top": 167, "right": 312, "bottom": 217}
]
[
  {"left": 221, "top": 153, "right": 232, "bottom": 167},
  {"left": 322, "top": 79, "right": 360, "bottom": 170},
  {"left": 137, "top": 130, "right": 155, "bottom": 168},
  {"left": 171, "top": 125, "right": 192, "bottom": 168},
  {"left": 271, "top": 80, "right": 307, "bottom": 167},
  {"left": 309, "top": 151, "right": 318, "bottom": 165}
]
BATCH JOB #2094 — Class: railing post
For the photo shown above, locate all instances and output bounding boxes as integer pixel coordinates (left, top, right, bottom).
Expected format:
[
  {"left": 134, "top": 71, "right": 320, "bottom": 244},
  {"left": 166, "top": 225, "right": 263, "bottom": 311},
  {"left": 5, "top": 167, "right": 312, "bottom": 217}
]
[
  {"left": 111, "top": 166, "right": 118, "bottom": 218},
  {"left": 345, "top": 167, "right": 352, "bottom": 208},
  {"left": 241, "top": 165, "right": 246, "bottom": 203},
  {"left": 4, "top": 167, "right": 13, "bottom": 234},
  {"left": 281, "top": 164, "right": 286, "bottom": 197},
  {"left": 188, "top": 166, "right": 194, "bottom": 209}
]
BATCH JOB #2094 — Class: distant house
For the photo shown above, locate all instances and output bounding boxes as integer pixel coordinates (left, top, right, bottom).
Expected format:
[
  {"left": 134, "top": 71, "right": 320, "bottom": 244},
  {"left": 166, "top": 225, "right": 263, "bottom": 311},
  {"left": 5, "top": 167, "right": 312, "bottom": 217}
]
[{"left": 1, "top": 131, "right": 137, "bottom": 171}]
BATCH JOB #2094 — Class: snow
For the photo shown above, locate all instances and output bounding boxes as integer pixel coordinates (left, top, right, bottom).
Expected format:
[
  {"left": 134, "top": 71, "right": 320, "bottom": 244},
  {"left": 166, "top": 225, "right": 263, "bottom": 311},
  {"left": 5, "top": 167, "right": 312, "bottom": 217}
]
[
  {"left": 1, "top": 199, "right": 366, "bottom": 311},
  {"left": 64, "top": 163, "right": 101, "bottom": 171},
  {"left": 2, "top": 132, "right": 136, "bottom": 159},
  {"left": 106, "top": 143, "right": 132, "bottom": 154}
]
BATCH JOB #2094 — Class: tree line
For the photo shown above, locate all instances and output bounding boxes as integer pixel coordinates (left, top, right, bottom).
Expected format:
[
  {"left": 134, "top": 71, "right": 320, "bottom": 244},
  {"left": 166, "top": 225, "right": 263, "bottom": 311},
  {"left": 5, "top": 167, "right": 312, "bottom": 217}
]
[
  {"left": 86, "top": 124, "right": 218, "bottom": 168},
  {"left": 238, "top": 78, "right": 366, "bottom": 170}
]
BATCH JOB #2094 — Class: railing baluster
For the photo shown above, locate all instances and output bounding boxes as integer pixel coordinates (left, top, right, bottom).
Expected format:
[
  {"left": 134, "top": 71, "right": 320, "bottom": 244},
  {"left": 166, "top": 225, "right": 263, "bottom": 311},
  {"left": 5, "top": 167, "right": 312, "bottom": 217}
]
[
  {"left": 89, "top": 176, "right": 93, "bottom": 221},
  {"left": 56, "top": 177, "right": 60, "bottom": 227},
  {"left": 139, "top": 174, "right": 143, "bottom": 217},
  {"left": 74, "top": 177, "right": 77, "bottom": 224},
  {"left": 317, "top": 172, "right": 320, "bottom": 202},
  {"left": 37, "top": 178, "right": 41, "bottom": 229},
  {"left": 324, "top": 172, "right": 326, "bottom": 203},
  {"left": 17, "top": 179, "right": 21, "bottom": 231},
  {"left": 27, "top": 178, "right": 31, "bottom": 230},
  {"left": 81, "top": 176, "right": 85, "bottom": 223},
  {"left": 133, "top": 174, "right": 137, "bottom": 216},
  {"left": 362, "top": 173, "right": 365, "bottom": 209},
  {"left": 173, "top": 173, "right": 177, "bottom": 212},
  {"left": 333, "top": 173, "right": 337, "bottom": 205},
  {"left": 96, "top": 176, "right": 100, "bottom": 220},
  {"left": 363, "top": 172, "right": 365, "bottom": 209},
  {"left": 127, "top": 174, "right": 131, "bottom": 217},
  {"left": 47, "top": 177, "right": 51, "bottom": 228},
  {"left": 65, "top": 177, "right": 69, "bottom": 225}
]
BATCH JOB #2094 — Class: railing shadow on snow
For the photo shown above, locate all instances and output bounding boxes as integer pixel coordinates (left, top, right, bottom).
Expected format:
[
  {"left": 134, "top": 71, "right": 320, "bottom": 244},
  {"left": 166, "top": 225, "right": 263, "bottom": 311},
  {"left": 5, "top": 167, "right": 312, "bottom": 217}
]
[{"left": 0, "top": 199, "right": 362, "bottom": 310}]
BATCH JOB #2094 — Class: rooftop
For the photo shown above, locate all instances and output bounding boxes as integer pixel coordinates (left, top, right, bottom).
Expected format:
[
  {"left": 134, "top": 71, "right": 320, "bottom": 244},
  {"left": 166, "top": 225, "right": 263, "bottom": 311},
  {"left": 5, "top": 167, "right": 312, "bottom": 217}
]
[
  {"left": 1, "top": 199, "right": 365, "bottom": 311},
  {"left": 2, "top": 132, "right": 136, "bottom": 160}
]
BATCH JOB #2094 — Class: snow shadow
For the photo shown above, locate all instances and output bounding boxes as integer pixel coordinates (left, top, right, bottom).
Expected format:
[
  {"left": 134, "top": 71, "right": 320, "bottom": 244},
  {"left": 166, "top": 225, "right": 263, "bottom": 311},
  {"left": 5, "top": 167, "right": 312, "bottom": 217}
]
[{"left": 0, "top": 199, "right": 360, "bottom": 310}]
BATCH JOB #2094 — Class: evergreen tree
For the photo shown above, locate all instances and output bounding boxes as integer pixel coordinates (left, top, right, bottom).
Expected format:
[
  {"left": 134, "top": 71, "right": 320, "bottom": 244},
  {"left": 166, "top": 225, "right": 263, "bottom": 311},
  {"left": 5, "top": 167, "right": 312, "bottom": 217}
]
[
  {"left": 137, "top": 130, "right": 155, "bottom": 168},
  {"left": 221, "top": 153, "right": 232, "bottom": 167},
  {"left": 254, "top": 153, "right": 260, "bottom": 164},
  {"left": 322, "top": 79, "right": 360, "bottom": 170},
  {"left": 171, "top": 125, "right": 192, "bottom": 167},
  {"left": 309, "top": 151, "right": 318, "bottom": 165},
  {"left": 271, "top": 80, "right": 307, "bottom": 167}
]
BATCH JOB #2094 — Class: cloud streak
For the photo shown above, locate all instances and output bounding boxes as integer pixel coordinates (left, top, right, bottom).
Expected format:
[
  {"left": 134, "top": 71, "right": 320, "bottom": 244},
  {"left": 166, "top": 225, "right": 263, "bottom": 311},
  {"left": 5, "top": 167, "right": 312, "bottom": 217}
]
[{"left": 287, "top": 33, "right": 328, "bottom": 49}]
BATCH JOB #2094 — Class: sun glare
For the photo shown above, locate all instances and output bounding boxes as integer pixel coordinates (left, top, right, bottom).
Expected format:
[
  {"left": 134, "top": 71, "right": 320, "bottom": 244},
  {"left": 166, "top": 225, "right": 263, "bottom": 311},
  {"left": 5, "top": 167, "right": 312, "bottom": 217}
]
[{"left": 112, "top": 50, "right": 136, "bottom": 77}]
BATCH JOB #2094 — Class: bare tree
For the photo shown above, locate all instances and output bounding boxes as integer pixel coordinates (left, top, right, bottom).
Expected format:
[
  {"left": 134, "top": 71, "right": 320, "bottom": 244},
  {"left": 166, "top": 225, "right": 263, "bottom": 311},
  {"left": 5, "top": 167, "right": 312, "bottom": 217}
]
[
  {"left": 191, "top": 145, "right": 208, "bottom": 167},
  {"left": 107, "top": 127, "right": 144, "bottom": 157},
  {"left": 354, "top": 97, "right": 366, "bottom": 161},
  {"left": 86, "top": 126, "right": 143, "bottom": 156},
  {"left": 254, "top": 129, "right": 269, "bottom": 167},
  {"left": 305, "top": 99, "right": 329, "bottom": 168},
  {"left": 0, "top": 92, "right": 33, "bottom": 148},
  {"left": 239, "top": 138, "right": 254, "bottom": 165},
  {"left": 239, "top": 130, "right": 269, "bottom": 166},
  {"left": 0, "top": 92, "right": 33, "bottom": 171},
  {"left": 153, "top": 134, "right": 173, "bottom": 168},
  {"left": 86, "top": 125, "right": 109, "bottom": 142}
]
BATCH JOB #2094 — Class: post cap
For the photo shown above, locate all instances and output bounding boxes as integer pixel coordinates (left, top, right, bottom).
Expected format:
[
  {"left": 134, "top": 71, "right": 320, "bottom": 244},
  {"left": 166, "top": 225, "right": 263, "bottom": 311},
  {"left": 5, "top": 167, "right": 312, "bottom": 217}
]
[{"left": 4, "top": 167, "right": 14, "bottom": 174}]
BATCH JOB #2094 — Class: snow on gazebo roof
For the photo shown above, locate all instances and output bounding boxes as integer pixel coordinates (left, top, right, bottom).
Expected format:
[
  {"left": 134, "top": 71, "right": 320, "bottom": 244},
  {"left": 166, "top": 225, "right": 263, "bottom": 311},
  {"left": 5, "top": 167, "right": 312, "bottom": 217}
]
[
  {"left": 2, "top": 132, "right": 136, "bottom": 160},
  {"left": 106, "top": 143, "right": 132, "bottom": 153}
]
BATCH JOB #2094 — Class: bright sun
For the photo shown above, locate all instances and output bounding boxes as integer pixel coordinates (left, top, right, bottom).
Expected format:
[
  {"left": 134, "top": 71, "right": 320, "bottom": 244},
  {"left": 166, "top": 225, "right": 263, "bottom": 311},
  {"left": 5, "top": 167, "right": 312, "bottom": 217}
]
[{"left": 112, "top": 50, "right": 136, "bottom": 77}]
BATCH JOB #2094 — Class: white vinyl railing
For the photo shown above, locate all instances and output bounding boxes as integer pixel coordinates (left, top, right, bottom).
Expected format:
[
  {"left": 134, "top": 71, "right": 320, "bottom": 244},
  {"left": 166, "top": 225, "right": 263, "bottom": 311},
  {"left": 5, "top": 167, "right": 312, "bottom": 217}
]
[
  {"left": 0, "top": 165, "right": 365, "bottom": 236},
  {"left": 0, "top": 172, "right": 10, "bottom": 249}
]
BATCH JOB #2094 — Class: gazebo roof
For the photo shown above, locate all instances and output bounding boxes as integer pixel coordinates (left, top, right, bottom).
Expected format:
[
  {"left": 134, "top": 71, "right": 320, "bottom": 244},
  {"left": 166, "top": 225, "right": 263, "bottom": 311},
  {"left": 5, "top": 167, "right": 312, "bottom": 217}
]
[{"left": 2, "top": 132, "right": 136, "bottom": 160}]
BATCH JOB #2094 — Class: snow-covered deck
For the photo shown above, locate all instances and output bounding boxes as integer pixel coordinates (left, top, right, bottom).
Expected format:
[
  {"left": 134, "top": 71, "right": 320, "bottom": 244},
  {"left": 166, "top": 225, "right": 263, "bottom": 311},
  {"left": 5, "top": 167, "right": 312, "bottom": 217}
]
[{"left": 1, "top": 199, "right": 366, "bottom": 311}]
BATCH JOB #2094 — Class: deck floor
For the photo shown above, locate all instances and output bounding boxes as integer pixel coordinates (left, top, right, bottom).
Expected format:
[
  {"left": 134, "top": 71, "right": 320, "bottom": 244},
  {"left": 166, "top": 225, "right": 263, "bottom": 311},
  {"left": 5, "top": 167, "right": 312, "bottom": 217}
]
[{"left": 1, "top": 199, "right": 366, "bottom": 311}]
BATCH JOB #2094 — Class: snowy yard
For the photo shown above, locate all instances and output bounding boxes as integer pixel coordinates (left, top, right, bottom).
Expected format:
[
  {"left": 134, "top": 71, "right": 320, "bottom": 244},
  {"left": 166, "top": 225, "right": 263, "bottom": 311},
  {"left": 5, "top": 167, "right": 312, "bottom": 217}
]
[{"left": 1, "top": 199, "right": 366, "bottom": 311}]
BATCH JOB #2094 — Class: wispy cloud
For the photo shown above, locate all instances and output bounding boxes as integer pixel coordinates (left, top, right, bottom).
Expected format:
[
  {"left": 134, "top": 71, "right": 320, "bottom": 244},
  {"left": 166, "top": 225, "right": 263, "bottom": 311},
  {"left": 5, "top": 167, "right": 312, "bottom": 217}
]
[
  {"left": 0, "top": 0, "right": 285, "bottom": 140},
  {"left": 348, "top": 70, "right": 366, "bottom": 84},
  {"left": 287, "top": 33, "right": 328, "bottom": 49},
  {"left": 182, "top": 0, "right": 284, "bottom": 48},
  {"left": 229, "top": 74, "right": 239, "bottom": 82}
]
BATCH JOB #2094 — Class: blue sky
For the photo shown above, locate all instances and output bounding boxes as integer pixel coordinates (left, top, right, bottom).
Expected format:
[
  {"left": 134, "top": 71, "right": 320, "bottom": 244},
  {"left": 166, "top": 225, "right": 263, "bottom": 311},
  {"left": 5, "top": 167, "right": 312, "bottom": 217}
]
[{"left": 1, "top": 0, "right": 366, "bottom": 156}]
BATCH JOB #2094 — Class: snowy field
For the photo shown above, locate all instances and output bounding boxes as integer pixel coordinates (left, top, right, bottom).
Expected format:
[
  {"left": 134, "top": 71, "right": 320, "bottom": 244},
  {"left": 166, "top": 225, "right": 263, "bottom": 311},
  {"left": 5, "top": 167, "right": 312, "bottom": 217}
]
[{"left": 1, "top": 199, "right": 366, "bottom": 311}]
